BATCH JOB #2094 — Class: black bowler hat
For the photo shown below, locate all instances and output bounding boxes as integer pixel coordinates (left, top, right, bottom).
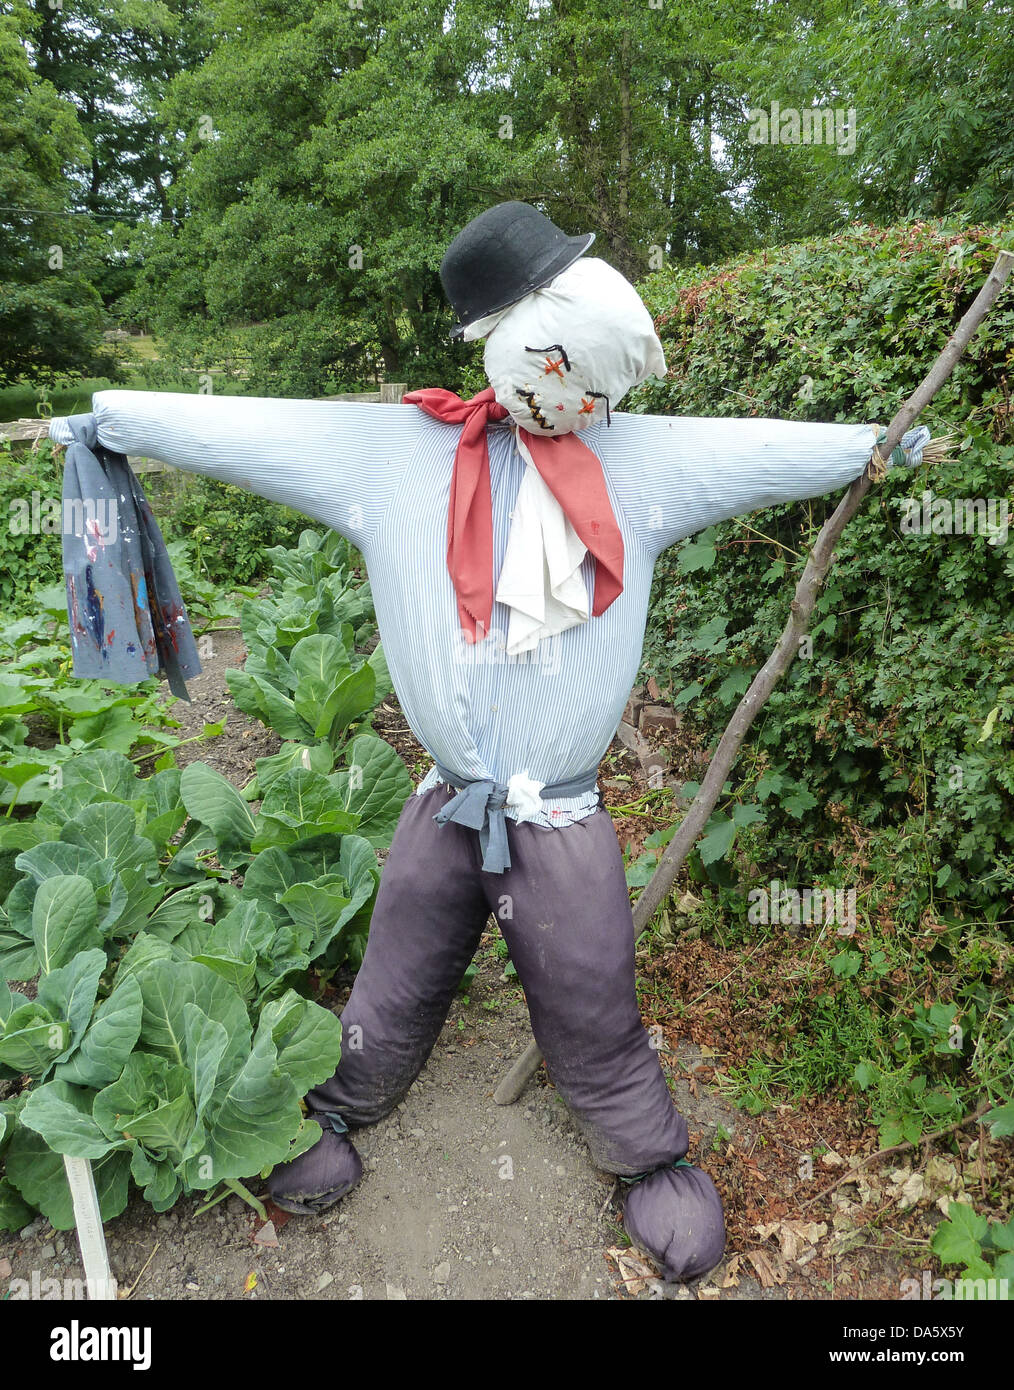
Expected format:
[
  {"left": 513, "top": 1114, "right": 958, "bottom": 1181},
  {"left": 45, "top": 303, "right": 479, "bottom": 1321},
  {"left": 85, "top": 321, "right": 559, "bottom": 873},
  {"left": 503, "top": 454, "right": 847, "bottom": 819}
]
[{"left": 440, "top": 201, "right": 595, "bottom": 340}]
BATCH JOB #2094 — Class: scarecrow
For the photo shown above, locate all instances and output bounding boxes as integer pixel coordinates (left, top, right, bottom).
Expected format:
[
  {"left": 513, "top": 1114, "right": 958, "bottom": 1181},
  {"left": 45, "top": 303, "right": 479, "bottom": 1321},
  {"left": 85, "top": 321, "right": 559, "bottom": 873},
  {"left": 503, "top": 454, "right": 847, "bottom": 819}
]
[{"left": 50, "top": 202, "right": 930, "bottom": 1282}]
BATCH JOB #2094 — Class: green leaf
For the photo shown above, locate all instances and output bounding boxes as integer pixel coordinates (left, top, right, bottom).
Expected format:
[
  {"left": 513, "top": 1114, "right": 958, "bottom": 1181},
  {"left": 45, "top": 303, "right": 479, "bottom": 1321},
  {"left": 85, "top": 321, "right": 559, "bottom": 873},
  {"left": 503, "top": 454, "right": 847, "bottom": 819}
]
[
  {"left": 0, "top": 927, "right": 38, "bottom": 981},
  {"left": 101, "top": 1058, "right": 197, "bottom": 1160},
  {"left": 978, "top": 706, "right": 1000, "bottom": 742},
  {"left": 61, "top": 802, "right": 156, "bottom": 875},
  {"left": 252, "top": 768, "right": 358, "bottom": 849},
  {"left": 61, "top": 749, "right": 138, "bottom": 801},
  {"left": 717, "top": 668, "right": 752, "bottom": 703},
  {"left": 288, "top": 633, "right": 353, "bottom": 687},
  {"left": 329, "top": 735, "right": 412, "bottom": 847},
  {"left": 931, "top": 1203, "right": 990, "bottom": 1266},
  {"left": 318, "top": 664, "right": 376, "bottom": 741},
  {"left": 698, "top": 815, "right": 736, "bottom": 866},
  {"left": 182, "top": 1004, "right": 230, "bottom": 1123},
  {"left": 673, "top": 682, "right": 704, "bottom": 707},
  {"left": 36, "top": 947, "right": 106, "bottom": 1060},
  {"left": 130, "top": 1146, "right": 182, "bottom": 1212},
  {"left": 21, "top": 1080, "right": 126, "bottom": 1159},
  {"left": 5, "top": 1125, "right": 130, "bottom": 1229},
  {"left": 0, "top": 1001, "right": 68, "bottom": 1076},
  {"left": 831, "top": 950, "right": 863, "bottom": 978},
  {"left": 678, "top": 536, "right": 717, "bottom": 573},
  {"left": 32, "top": 874, "right": 100, "bottom": 973},
  {"left": 180, "top": 1028, "right": 303, "bottom": 1187},
  {"left": 0, "top": 1176, "right": 34, "bottom": 1232},
  {"left": 368, "top": 643, "right": 393, "bottom": 701},
  {"left": 755, "top": 770, "right": 785, "bottom": 802},
  {"left": 15, "top": 838, "right": 114, "bottom": 892},
  {"left": 139, "top": 768, "right": 187, "bottom": 848},
  {"left": 240, "top": 846, "right": 308, "bottom": 912},
  {"left": 689, "top": 617, "right": 730, "bottom": 653},
  {"left": 853, "top": 1061, "right": 878, "bottom": 1090},
  {"left": 985, "top": 1102, "right": 1014, "bottom": 1139},
  {"left": 782, "top": 787, "right": 819, "bottom": 818},
  {"left": 249, "top": 676, "right": 314, "bottom": 740},
  {"left": 180, "top": 762, "right": 258, "bottom": 849},
  {"left": 256, "top": 990, "right": 343, "bottom": 1095},
  {"left": 253, "top": 743, "right": 334, "bottom": 798},
  {"left": 988, "top": 1216, "right": 1014, "bottom": 1253},
  {"left": 147, "top": 881, "right": 240, "bottom": 942},
  {"left": 55, "top": 973, "right": 144, "bottom": 1089},
  {"left": 134, "top": 959, "right": 251, "bottom": 1079}
]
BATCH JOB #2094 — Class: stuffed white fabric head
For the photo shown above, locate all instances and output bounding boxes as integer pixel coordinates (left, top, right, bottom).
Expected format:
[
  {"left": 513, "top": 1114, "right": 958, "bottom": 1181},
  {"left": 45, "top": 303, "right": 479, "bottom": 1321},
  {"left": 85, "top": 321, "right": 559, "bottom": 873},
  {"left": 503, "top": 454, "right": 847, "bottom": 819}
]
[{"left": 470, "top": 257, "right": 667, "bottom": 435}]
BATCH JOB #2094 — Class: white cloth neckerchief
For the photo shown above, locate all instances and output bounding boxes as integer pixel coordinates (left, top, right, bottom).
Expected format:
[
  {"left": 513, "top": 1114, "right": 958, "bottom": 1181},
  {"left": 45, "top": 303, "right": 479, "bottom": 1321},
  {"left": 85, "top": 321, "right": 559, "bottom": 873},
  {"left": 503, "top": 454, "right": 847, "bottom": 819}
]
[{"left": 494, "top": 427, "right": 590, "bottom": 656}]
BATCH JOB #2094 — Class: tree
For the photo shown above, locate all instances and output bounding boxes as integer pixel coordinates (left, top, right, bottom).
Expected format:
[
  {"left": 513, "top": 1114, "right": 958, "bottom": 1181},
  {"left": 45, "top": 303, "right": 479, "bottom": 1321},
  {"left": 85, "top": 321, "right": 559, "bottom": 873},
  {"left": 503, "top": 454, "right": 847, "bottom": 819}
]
[{"left": 0, "top": 0, "right": 115, "bottom": 387}]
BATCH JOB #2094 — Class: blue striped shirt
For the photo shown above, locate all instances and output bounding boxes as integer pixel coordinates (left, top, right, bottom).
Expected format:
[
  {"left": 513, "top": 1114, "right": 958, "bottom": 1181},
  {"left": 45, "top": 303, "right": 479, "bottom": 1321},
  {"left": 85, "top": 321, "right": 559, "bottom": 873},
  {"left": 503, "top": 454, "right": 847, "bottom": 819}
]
[{"left": 51, "top": 392, "right": 881, "bottom": 829}]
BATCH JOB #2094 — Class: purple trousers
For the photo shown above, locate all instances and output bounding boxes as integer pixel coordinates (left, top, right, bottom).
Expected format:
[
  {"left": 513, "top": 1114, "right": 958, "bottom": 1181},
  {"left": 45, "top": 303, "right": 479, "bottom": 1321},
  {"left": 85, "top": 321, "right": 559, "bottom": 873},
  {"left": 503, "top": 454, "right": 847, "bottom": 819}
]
[
  {"left": 308, "top": 783, "right": 687, "bottom": 1173},
  {"left": 278, "top": 784, "right": 727, "bottom": 1279}
]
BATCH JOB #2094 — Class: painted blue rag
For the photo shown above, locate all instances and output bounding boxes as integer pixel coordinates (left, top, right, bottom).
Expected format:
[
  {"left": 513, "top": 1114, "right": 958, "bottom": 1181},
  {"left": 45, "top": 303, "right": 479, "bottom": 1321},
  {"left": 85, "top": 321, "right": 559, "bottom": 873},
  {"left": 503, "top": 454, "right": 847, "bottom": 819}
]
[{"left": 60, "top": 412, "right": 202, "bottom": 700}]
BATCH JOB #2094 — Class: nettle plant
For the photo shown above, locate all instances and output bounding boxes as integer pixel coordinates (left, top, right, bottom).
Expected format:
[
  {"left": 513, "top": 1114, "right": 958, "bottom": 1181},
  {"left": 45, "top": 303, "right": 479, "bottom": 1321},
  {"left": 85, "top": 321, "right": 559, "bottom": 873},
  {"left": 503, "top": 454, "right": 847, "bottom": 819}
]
[
  {"left": 624, "top": 220, "right": 1014, "bottom": 1146},
  {"left": 632, "top": 220, "right": 1014, "bottom": 920},
  {"left": 0, "top": 737, "right": 411, "bottom": 1231}
]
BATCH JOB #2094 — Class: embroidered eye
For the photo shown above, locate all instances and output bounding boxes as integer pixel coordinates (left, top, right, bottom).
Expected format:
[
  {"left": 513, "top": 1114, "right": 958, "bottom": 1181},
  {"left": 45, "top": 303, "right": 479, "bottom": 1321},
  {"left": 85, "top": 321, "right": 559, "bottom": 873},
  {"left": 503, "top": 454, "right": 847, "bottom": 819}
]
[
  {"left": 524, "top": 343, "right": 571, "bottom": 379},
  {"left": 582, "top": 391, "right": 611, "bottom": 425}
]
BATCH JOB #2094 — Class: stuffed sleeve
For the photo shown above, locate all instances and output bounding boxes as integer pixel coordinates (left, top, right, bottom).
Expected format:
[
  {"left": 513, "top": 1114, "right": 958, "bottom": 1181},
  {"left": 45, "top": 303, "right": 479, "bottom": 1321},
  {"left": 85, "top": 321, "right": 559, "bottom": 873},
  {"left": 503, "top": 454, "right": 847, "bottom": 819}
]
[
  {"left": 599, "top": 412, "right": 890, "bottom": 557},
  {"left": 49, "top": 390, "right": 422, "bottom": 550}
]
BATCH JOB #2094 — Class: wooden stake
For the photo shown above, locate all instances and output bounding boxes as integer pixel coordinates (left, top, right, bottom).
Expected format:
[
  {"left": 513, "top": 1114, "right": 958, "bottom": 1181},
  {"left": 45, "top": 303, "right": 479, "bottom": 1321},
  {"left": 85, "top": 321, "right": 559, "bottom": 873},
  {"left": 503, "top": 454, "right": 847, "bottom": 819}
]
[{"left": 64, "top": 1156, "right": 116, "bottom": 1299}]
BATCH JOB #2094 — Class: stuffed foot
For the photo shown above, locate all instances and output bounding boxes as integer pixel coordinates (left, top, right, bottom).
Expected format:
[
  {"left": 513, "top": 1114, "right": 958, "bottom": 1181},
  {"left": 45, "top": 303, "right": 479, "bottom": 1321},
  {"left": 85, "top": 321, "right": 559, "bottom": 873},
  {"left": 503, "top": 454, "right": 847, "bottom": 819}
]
[
  {"left": 622, "top": 1161, "right": 726, "bottom": 1282},
  {"left": 267, "top": 1113, "right": 364, "bottom": 1216}
]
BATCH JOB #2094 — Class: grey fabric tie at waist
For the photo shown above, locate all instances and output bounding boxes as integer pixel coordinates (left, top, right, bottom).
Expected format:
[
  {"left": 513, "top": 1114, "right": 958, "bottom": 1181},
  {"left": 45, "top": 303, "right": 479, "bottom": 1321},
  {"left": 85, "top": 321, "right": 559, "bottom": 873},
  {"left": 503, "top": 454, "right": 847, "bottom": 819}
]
[{"left": 431, "top": 760, "right": 599, "bottom": 874}]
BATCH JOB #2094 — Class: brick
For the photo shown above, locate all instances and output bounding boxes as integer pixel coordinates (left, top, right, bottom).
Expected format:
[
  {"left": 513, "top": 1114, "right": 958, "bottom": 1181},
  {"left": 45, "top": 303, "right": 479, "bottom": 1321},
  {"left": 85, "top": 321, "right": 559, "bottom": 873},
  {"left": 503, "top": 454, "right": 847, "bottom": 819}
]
[
  {"left": 623, "top": 693, "right": 645, "bottom": 726},
  {"left": 614, "top": 720, "right": 646, "bottom": 754},
  {"left": 639, "top": 750, "right": 671, "bottom": 784},
  {"left": 639, "top": 703, "right": 683, "bottom": 736}
]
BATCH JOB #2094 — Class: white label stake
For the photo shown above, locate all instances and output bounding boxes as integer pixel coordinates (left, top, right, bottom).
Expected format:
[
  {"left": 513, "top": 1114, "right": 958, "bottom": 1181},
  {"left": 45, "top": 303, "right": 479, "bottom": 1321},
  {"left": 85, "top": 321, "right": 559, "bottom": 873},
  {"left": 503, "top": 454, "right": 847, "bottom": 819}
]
[{"left": 63, "top": 1156, "right": 116, "bottom": 1300}]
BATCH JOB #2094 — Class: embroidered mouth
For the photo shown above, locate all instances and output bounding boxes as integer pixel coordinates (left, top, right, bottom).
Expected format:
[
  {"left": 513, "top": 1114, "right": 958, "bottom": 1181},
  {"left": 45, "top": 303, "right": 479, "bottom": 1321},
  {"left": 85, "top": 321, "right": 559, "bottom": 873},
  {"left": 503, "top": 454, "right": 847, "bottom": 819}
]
[{"left": 515, "top": 387, "right": 555, "bottom": 430}]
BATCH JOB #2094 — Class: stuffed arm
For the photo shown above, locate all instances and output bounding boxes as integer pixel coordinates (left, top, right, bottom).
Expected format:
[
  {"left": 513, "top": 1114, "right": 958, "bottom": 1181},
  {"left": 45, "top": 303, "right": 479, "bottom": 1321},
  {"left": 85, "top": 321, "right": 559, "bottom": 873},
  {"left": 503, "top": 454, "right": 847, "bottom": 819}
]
[
  {"left": 602, "top": 413, "right": 928, "bottom": 556},
  {"left": 49, "top": 389, "right": 421, "bottom": 548}
]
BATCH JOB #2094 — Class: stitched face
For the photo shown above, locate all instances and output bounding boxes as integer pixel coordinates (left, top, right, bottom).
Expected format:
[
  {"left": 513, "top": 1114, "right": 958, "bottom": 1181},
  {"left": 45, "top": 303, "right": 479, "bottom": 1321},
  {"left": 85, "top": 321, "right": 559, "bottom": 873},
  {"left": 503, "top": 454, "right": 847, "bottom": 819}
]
[{"left": 481, "top": 257, "right": 667, "bottom": 435}]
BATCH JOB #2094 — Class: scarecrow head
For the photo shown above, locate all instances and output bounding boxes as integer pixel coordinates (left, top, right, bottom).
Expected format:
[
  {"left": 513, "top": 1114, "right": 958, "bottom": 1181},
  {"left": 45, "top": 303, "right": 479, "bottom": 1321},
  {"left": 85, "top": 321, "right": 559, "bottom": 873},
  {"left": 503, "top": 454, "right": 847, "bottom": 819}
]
[{"left": 441, "top": 201, "right": 667, "bottom": 434}]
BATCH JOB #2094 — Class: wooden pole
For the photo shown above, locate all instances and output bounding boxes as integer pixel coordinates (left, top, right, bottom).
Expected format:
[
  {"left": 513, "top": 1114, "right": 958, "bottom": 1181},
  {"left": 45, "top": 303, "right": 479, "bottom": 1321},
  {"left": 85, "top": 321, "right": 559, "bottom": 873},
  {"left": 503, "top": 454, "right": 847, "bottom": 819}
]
[
  {"left": 63, "top": 1156, "right": 116, "bottom": 1299},
  {"left": 494, "top": 249, "right": 1014, "bottom": 1107}
]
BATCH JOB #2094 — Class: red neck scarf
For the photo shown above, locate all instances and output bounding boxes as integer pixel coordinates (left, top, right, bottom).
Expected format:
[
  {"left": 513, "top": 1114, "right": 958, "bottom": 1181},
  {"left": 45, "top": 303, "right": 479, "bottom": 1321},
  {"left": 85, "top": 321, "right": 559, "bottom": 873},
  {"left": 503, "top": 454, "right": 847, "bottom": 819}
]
[{"left": 403, "top": 387, "right": 624, "bottom": 644}]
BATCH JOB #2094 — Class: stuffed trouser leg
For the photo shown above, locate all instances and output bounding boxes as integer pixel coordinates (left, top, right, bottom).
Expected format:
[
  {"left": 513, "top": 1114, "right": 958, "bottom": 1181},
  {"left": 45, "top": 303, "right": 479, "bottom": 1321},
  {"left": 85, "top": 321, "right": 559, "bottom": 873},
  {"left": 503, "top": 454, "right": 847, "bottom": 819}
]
[
  {"left": 481, "top": 807, "right": 726, "bottom": 1281},
  {"left": 267, "top": 786, "right": 490, "bottom": 1212}
]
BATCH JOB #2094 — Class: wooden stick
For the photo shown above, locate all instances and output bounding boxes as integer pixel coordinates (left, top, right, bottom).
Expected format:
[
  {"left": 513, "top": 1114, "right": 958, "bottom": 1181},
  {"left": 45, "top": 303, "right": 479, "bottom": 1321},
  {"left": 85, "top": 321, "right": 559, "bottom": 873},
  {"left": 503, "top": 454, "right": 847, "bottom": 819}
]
[
  {"left": 494, "top": 249, "right": 1014, "bottom": 1107},
  {"left": 63, "top": 1156, "right": 116, "bottom": 1299},
  {"left": 799, "top": 1100, "right": 991, "bottom": 1210}
]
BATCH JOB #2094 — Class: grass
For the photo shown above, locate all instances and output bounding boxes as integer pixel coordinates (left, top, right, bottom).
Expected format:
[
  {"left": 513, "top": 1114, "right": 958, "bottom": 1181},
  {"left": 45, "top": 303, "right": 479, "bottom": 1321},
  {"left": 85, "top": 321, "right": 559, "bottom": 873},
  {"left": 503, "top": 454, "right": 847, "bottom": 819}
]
[
  {"left": 0, "top": 333, "right": 255, "bottom": 421},
  {"left": 2, "top": 326, "right": 394, "bottom": 423}
]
